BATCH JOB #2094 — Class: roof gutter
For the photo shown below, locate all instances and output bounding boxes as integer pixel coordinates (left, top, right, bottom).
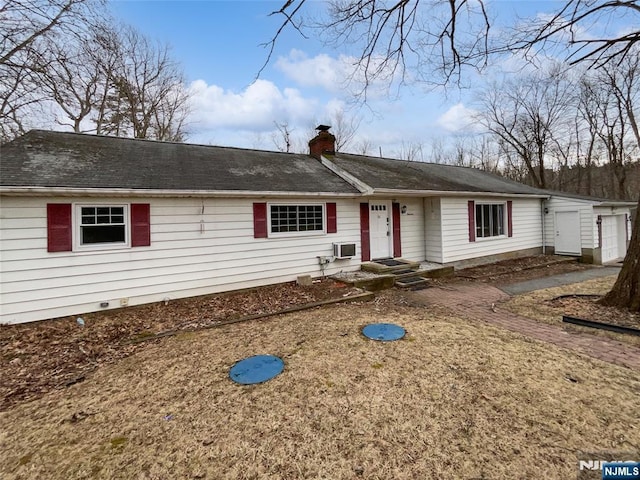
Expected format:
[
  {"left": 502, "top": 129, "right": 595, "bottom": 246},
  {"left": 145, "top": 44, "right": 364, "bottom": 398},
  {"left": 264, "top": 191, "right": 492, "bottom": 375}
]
[
  {"left": 0, "top": 186, "right": 361, "bottom": 198},
  {"left": 596, "top": 201, "right": 637, "bottom": 207},
  {"left": 370, "top": 188, "right": 550, "bottom": 199}
]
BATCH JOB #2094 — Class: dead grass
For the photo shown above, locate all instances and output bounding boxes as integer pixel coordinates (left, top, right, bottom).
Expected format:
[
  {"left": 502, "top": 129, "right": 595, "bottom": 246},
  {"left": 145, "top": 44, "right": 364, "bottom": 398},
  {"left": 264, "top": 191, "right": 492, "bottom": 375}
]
[
  {"left": 501, "top": 275, "right": 640, "bottom": 347},
  {"left": 0, "top": 279, "right": 360, "bottom": 411},
  {"left": 1, "top": 296, "right": 638, "bottom": 480}
]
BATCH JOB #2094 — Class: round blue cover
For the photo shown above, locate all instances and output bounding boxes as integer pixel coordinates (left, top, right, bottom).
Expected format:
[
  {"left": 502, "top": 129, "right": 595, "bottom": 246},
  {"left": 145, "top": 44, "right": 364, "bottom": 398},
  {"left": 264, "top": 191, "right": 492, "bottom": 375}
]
[
  {"left": 229, "top": 354, "right": 285, "bottom": 385},
  {"left": 362, "top": 323, "right": 406, "bottom": 341}
]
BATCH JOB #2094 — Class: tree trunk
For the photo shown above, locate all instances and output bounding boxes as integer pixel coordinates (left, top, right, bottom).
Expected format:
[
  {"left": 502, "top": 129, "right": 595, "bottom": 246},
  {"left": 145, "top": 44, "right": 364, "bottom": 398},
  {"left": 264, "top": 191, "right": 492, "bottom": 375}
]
[{"left": 599, "top": 196, "right": 640, "bottom": 312}]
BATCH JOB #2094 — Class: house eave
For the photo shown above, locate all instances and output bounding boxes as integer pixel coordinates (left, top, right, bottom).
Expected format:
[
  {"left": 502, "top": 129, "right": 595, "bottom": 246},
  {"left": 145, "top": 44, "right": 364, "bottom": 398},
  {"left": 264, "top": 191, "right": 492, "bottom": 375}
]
[
  {"left": 371, "top": 188, "right": 550, "bottom": 199},
  {"left": 0, "top": 186, "right": 360, "bottom": 198},
  {"left": 594, "top": 201, "right": 637, "bottom": 208}
]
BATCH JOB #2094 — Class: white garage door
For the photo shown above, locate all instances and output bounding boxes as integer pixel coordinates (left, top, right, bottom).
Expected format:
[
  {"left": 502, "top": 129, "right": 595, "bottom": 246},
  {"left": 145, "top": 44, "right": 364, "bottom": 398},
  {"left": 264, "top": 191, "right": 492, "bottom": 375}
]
[
  {"left": 601, "top": 215, "right": 622, "bottom": 263},
  {"left": 555, "top": 211, "right": 581, "bottom": 255}
]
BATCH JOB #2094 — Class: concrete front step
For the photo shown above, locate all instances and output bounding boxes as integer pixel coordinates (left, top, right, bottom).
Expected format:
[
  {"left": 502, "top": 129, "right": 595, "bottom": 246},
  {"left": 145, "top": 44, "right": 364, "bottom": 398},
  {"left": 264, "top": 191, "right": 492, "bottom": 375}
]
[
  {"left": 361, "top": 259, "right": 422, "bottom": 274},
  {"left": 332, "top": 259, "right": 453, "bottom": 292}
]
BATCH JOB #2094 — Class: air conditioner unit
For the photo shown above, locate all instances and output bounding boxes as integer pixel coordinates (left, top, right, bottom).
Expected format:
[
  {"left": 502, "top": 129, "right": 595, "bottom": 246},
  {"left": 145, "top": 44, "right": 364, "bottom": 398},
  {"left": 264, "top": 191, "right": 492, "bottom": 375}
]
[{"left": 333, "top": 242, "right": 356, "bottom": 259}]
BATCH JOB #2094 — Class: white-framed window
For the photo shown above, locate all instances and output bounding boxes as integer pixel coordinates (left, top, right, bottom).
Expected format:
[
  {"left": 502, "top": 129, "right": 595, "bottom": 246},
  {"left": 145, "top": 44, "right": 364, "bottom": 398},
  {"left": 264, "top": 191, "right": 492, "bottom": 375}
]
[
  {"left": 269, "top": 204, "right": 325, "bottom": 234},
  {"left": 475, "top": 203, "right": 505, "bottom": 238},
  {"left": 75, "top": 204, "right": 129, "bottom": 249}
]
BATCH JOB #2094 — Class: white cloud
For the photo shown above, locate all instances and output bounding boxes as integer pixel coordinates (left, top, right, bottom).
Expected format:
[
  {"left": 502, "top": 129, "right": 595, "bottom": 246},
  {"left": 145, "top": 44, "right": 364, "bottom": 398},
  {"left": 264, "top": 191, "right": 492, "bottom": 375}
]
[
  {"left": 187, "top": 78, "right": 319, "bottom": 132},
  {"left": 275, "top": 49, "right": 345, "bottom": 91},
  {"left": 275, "top": 49, "right": 397, "bottom": 99},
  {"left": 436, "top": 103, "right": 479, "bottom": 132}
]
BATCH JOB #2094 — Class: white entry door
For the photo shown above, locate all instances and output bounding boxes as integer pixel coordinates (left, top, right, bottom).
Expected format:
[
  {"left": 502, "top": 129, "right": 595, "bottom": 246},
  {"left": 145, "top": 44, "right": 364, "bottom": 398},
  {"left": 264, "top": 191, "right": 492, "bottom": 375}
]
[
  {"left": 555, "top": 211, "right": 581, "bottom": 255},
  {"left": 369, "top": 201, "right": 391, "bottom": 259},
  {"left": 601, "top": 215, "right": 621, "bottom": 263}
]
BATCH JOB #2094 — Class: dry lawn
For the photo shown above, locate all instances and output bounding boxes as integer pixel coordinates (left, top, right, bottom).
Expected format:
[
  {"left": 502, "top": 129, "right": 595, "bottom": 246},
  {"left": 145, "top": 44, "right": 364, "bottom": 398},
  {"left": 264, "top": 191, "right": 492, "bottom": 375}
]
[
  {"left": 501, "top": 275, "right": 640, "bottom": 347},
  {"left": 1, "top": 297, "right": 639, "bottom": 480}
]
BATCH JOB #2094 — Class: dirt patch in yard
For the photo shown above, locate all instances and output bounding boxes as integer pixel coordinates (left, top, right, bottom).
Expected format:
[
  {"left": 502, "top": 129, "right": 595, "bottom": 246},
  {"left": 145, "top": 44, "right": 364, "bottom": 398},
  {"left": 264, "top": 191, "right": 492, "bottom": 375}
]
[
  {"left": 453, "top": 254, "right": 593, "bottom": 286},
  {"left": 0, "top": 295, "right": 638, "bottom": 480},
  {"left": 501, "top": 275, "right": 640, "bottom": 347},
  {"left": 0, "top": 279, "right": 360, "bottom": 412}
]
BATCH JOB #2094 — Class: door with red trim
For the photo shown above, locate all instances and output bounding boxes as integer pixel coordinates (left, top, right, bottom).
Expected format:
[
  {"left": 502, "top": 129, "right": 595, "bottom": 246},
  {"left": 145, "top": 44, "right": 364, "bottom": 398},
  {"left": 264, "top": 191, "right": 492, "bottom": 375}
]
[{"left": 369, "top": 201, "right": 391, "bottom": 259}]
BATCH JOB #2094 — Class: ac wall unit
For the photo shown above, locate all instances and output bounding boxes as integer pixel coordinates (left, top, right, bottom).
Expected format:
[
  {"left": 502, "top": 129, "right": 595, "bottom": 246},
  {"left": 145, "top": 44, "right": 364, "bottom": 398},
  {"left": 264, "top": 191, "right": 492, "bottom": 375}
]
[{"left": 333, "top": 242, "right": 356, "bottom": 259}]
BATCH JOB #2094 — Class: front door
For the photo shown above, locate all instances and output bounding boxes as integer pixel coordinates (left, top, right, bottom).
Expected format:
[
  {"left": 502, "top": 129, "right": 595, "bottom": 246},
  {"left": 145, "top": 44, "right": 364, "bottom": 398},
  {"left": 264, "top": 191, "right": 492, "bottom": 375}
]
[{"left": 369, "top": 201, "right": 391, "bottom": 259}]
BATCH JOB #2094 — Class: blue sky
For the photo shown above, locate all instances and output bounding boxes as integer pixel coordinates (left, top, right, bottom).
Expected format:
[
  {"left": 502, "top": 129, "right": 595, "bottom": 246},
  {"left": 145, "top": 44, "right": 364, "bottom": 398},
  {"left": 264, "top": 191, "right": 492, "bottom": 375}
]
[{"left": 108, "top": 0, "right": 631, "bottom": 157}]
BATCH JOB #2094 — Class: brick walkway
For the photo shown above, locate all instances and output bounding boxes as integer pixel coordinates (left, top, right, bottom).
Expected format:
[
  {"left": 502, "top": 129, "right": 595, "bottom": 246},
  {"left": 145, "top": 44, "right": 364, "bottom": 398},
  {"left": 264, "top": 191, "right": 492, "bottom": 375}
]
[{"left": 411, "top": 283, "right": 640, "bottom": 371}]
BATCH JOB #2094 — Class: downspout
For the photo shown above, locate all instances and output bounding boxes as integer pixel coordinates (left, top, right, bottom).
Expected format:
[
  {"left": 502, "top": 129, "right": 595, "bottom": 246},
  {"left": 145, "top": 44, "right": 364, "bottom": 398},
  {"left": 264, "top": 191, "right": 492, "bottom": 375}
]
[{"left": 541, "top": 199, "right": 546, "bottom": 254}]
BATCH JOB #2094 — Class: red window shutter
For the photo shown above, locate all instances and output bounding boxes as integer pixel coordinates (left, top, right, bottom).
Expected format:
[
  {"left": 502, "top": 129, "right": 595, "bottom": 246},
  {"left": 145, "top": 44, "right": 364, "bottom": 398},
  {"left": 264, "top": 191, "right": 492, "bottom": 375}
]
[
  {"left": 360, "top": 203, "right": 370, "bottom": 261},
  {"left": 47, "top": 203, "right": 72, "bottom": 252},
  {"left": 468, "top": 200, "right": 476, "bottom": 243},
  {"left": 392, "top": 202, "right": 402, "bottom": 258},
  {"left": 131, "top": 203, "right": 151, "bottom": 247},
  {"left": 326, "top": 202, "right": 337, "bottom": 234},
  {"left": 507, "top": 201, "right": 513, "bottom": 237},
  {"left": 253, "top": 202, "right": 268, "bottom": 238}
]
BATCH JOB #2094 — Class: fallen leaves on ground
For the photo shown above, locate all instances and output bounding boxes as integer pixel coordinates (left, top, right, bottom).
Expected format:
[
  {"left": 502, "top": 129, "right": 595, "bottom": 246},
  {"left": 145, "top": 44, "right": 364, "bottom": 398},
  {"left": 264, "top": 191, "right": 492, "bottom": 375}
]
[
  {"left": 501, "top": 275, "right": 640, "bottom": 346},
  {"left": 547, "top": 295, "right": 640, "bottom": 330},
  {"left": 1, "top": 296, "right": 638, "bottom": 480},
  {"left": 0, "top": 279, "right": 359, "bottom": 411}
]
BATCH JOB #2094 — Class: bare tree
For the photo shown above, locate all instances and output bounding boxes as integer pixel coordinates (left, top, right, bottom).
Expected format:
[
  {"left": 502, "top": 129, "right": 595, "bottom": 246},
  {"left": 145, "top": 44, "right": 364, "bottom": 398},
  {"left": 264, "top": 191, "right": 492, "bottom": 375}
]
[
  {"left": 476, "top": 65, "right": 575, "bottom": 188},
  {"left": 100, "top": 25, "right": 190, "bottom": 141},
  {"left": 39, "top": 33, "right": 103, "bottom": 133},
  {"left": 396, "top": 140, "right": 425, "bottom": 162},
  {"left": 0, "top": 2, "right": 189, "bottom": 142},
  {"left": 508, "top": 0, "right": 640, "bottom": 68},
  {"left": 575, "top": 75, "right": 604, "bottom": 195},
  {"left": 0, "top": 0, "right": 101, "bottom": 140},
  {"left": 266, "top": 1, "right": 639, "bottom": 92},
  {"left": 469, "top": 135, "right": 501, "bottom": 173},
  {"left": 331, "top": 109, "right": 361, "bottom": 152},
  {"left": 272, "top": 121, "right": 294, "bottom": 152},
  {"left": 354, "top": 137, "right": 373, "bottom": 155},
  {"left": 0, "top": 0, "right": 99, "bottom": 66}
]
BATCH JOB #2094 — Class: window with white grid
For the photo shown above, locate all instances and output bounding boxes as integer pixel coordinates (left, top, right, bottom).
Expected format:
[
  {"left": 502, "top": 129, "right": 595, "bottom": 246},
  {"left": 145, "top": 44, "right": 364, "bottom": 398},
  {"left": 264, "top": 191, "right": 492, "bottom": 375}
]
[
  {"left": 270, "top": 204, "right": 324, "bottom": 233},
  {"left": 79, "top": 205, "right": 127, "bottom": 245}
]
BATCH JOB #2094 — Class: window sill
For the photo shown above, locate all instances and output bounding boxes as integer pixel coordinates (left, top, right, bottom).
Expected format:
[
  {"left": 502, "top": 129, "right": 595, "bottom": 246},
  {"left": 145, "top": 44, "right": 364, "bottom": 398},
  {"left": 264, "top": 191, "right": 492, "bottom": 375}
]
[
  {"left": 475, "top": 234, "right": 507, "bottom": 242},
  {"left": 74, "top": 242, "right": 131, "bottom": 252},
  {"left": 267, "top": 231, "right": 327, "bottom": 239}
]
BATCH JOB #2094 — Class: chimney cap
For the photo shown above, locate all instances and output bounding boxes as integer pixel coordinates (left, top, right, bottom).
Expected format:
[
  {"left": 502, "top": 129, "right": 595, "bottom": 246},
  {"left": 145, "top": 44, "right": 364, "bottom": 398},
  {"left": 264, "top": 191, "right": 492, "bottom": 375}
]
[{"left": 316, "top": 124, "right": 331, "bottom": 132}]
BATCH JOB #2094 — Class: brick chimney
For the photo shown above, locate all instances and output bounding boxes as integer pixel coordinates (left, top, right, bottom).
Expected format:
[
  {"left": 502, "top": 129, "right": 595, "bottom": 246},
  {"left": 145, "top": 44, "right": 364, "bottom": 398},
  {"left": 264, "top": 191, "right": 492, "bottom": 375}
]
[{"left": 309, "top": 124, "right": 335, "bottom": 159}]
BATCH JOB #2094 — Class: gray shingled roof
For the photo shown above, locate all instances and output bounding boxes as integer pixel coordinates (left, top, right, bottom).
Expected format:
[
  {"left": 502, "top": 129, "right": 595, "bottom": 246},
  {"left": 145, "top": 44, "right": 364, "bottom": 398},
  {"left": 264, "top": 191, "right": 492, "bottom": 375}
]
[
  {"left": 331, "top": 153, "right": 548, "bottom": 195},
  {"left": 0, "top": 130, "right": 360, "bottom": 194}
]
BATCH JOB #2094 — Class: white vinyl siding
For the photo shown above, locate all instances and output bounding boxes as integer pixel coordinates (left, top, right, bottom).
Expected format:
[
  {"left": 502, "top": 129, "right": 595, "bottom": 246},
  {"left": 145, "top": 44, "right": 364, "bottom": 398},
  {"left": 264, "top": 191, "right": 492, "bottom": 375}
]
[
  {"left": 440, "top": 197, "right": 542, "bottom": 264},
  {"left": 424, "top": 198, "right": 443, "bottom": 263},
  {"left": 543, "top": 197, "right": 594, "bottom": 250},
  {"left": 397, "top": 197, "right": 425, "bottom": 262},
  {"left": 0, "top": 196, "right": 362, "bottom": 324}
]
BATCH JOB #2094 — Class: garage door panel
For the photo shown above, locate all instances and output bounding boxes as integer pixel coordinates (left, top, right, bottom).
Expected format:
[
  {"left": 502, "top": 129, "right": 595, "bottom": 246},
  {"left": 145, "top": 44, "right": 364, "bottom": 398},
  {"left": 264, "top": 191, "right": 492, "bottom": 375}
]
[{"left": 601, "top": 215, "right": 623, "bottom": 263}]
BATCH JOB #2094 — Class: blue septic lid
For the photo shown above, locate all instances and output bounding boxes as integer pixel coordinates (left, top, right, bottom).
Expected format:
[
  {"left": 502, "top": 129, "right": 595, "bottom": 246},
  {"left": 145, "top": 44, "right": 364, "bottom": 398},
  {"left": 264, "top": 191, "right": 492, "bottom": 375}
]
[
  {"left": 229, "top": 354, "right": 285, "bottom": 385},
  {"left": 362, "top": 323, "right": 406, "bottom": 341}
]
